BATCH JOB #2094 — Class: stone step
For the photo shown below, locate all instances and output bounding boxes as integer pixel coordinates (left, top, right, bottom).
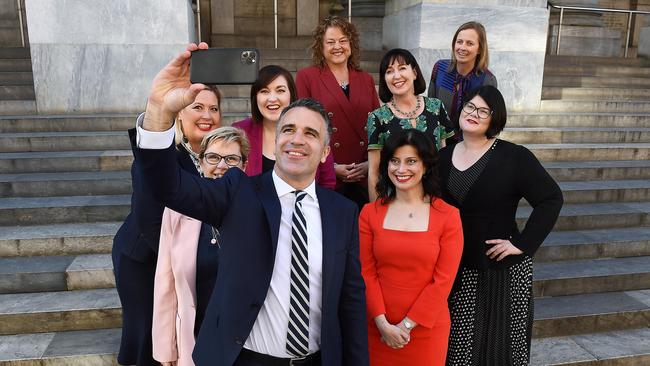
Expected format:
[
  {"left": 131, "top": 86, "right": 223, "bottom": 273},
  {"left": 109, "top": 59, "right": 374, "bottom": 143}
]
[
  {"left": 0, "top": 113, "right": 135, "bottom": 133},
  {"left": 0, "top": 171, "right": 131, "bottom": 198},
  {"left": 544, "top": 160, "right": 650, "bottom": 182},
  {"left": 533, "top": 289, "right": 650, "bottom": 338},
  {"left": 530, "top": 327, "right": 650, "bottom": 365},
  {"left": 534, "top": 256, "right": 650, "bottom": 297},
  {"left": 211, "top": 34, "right": 312, "bottom": 48},
  {"left": 259, "top": 48, "right": 384, "bottom": 61},
  {"left": 526, "top": 143, "right": 650, "bottom": 162},
  {"left": 537, "top": 227, "right": 650, "bottom": 262},
  {"left": 220, "top": 97, "right": 250, "bottom": 114},
  {"left": 0, "top": 71, "right": 33, "bottom": 85},
  {"left": 544, "top": 55, "right": 650, "bottom": 67},
  {"left": 0, "top": 222, "right": 119, "bottom": 258},
  {"left": 540, "top": 100, "right": 650, "bottom": 113},
  {"left": 501, "top": 127, "right": 650, "bottom": 144},
  {"left": 0, "top": 131, "right": 130, "bottom": 153},
  {"left": 0, "top": 195, "right": 130, "bottom": 225},
  {"left": 0, "top": 254, "right": 114, "bottom": 294},
  {"left": 0, "top": 150, "right": 132, "bottom": 174},
  {"left": 0, "top": 328, "right": 120, "bottom": 366},
  {"left": 260, "top": 57, "right": 379, "bottom": 73},
  {"left": 0, "top": 58, "right": 31, "bottom": 72},
  {"left": 0, "top": 288, "right": 121, "bottom": 334},
  {"left": 0, "top": 85, "right": 33, "bottom": 100},
  {"left": 543, "top": 75, "right": 650, "bottom": 88},
  {"left": 543, "top": 64, "right": 650, "bottom": 78},
  {"left": 542, "top": 87, "right": 650, "bottom": 101},
  {"left": 0, "top": 100, "right": 35, "bottom": 115},
  {"left": 0, "top": 47, "right": 31, "bottom": 59},
  {"left": 557, "top": 179, "right": 650, "bottom": 204},
  {"left": 508, "top": 112, "right": 650, "bottom": 128},
  {"left": 516, "top": 202, "right": 650, "bottom": 231}
]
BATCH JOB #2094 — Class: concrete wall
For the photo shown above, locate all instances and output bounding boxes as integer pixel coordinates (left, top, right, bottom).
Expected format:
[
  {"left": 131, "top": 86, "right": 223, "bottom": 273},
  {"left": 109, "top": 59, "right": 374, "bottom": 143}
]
[
  {"left": 25, "top": 0, "right": 195, "bottom": 114},
  {"left": 383, "top": 0, "right": 549, "bottom": 112}
]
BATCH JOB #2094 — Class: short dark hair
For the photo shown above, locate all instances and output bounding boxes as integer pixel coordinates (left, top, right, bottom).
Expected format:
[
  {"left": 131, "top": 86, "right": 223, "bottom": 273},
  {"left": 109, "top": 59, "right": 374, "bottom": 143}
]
[
  {"left": 278, "top": 98, "right": 333, "bottom": 145},
  {"left": 376, "top": 129, "right": 441, "bottom": 203},
  {"left": 463, "top": 85, "right": 507, "bottom": 138},
  {"left": 250, "top": 65, "right": 297, "bottom": 123},
  {"left": 378, "top": 48, "right": 427, "bottom": 103}
]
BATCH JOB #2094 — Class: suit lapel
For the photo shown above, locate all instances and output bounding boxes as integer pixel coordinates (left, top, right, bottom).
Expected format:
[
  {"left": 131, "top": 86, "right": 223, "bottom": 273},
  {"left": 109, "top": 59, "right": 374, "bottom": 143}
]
[
  {"left": 320, "top": 67, "right": 357, "bottom": 129},
  {"left": 257, "top": 172, "right": 282, "bottom": 252},
  {"left": 347, "top": 69, "right": 370, "bottom": 141},
  {"left": 316, "top": 187, "right": 337, "bottom": 299}
]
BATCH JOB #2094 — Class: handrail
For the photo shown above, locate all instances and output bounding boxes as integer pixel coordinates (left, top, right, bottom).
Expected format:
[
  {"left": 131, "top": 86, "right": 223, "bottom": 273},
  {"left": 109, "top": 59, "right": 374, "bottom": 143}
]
[
  {"left": 548, "top": 3, "right": 650, "bottom": 58},
  {"left": 16, "top": 0, "right": 25, "bottom": 47}
]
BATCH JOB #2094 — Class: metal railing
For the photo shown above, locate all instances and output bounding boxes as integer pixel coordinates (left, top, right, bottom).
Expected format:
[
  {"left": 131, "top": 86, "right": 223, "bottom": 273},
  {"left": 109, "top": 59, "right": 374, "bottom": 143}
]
[
  {"left": 16, "top": 0, "right": 26, "bottom": 47},
  {"left": 548, "top": 3, "right": 650, "bottom": 58}
]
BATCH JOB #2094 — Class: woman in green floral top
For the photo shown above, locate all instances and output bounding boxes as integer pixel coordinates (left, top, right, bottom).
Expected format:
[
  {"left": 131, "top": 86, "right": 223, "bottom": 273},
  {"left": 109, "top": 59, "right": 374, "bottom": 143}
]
[{"left": 368, "top": 48, "right": 454, "bottom": 201}]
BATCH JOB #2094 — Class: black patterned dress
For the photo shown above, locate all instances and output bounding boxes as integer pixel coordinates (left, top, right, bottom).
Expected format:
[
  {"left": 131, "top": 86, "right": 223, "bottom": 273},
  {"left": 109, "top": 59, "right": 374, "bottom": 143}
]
[{"left": 366, "top": 96, "right": 454, "bottom": 151}]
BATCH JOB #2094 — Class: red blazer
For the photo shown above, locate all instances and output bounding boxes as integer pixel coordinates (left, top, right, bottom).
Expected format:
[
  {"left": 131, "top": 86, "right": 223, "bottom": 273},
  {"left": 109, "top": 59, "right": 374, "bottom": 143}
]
[
  {"left": 232, "top": 117, "right": 336, "bottom": 189},
  {"left": 296, "top": 66, "right": 379, "bottom": 165}
]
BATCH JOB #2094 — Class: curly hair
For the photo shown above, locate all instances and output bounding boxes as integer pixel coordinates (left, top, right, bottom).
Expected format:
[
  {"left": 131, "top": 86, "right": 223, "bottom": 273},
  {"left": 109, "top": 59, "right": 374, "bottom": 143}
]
[
  {"left": 309, "top": 15, "right": 361, "bottom": 70},
  {"left": 376, "top": 130, "right": 441, "bottom": 204}
]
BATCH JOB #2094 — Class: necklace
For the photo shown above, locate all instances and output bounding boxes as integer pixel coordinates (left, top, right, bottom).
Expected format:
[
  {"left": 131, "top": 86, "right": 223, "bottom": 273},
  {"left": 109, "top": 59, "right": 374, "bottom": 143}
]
[{"left": 391, "top": 96, "right": 421, "bottom": 118}]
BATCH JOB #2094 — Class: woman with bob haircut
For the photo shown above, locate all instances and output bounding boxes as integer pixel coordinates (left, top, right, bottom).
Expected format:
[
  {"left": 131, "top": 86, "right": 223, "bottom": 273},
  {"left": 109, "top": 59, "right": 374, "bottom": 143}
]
[
  {"left": 112, "top": 85, "right": 222, "bottom": 366},
  {"left": 428, "top": 21, "right": 497, "bottom": 141},
  {"left": 233, "top": 65, "right": 336, "bottom": 188},
  {"left": 153, "top": 126, "right": 250, "bottom": 366},
  {"left": 359, "top": 129, "right": 463, "bottom": 365},
  {"left": 296, "top": 15, "right": 379, "bottom": 206},
  {"left": 438, "top": 86, "right": 562, "bottom": 365},
  {"left": 367, "top": 48, "right": 454, "bottom": 201}
]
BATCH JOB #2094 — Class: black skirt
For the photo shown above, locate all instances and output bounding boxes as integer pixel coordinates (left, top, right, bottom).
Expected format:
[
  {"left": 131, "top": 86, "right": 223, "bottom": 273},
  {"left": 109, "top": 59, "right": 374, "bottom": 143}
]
[{"left": 446, "top": 257, "right": 534, "bottom": 366}]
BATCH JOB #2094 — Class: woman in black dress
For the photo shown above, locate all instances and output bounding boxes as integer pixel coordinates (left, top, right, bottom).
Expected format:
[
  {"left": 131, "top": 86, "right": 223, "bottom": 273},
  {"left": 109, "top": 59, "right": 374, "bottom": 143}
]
[{"left": 438, "top": 85, "right": 563, "bottom": 365}]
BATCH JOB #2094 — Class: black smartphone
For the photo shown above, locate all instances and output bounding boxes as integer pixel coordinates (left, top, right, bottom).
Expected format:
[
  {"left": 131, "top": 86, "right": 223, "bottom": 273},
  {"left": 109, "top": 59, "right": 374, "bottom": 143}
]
[{"left": 190, "top": 48, "right": 259, "bottom": 85}]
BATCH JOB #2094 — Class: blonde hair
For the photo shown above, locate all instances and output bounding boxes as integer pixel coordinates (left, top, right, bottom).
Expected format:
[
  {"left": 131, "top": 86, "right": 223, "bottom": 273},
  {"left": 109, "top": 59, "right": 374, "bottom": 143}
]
[
  {"left": 198, "top": 126, "right": 250, "bottom": 163},
  {"left": 174, "top": 85, "right": 222, "bottom": 146},
  {"left": 309, "top": 16, "right": 361, "bottom": 70},
  {"left": 450, "top": 21, "right": 490, "bottom": 75}
]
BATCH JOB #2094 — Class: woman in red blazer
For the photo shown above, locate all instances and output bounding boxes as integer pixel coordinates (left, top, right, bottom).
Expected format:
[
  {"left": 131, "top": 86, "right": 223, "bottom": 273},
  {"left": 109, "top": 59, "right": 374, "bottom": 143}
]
[
  {"left": 359, "top": 130, "right": 463, "bottom": 365},
  {"left": 233, "top": 65, "right": 336, "bottom": 188},
  {"left": 296, "top": 15, "right": 380, "bottom": 207}
]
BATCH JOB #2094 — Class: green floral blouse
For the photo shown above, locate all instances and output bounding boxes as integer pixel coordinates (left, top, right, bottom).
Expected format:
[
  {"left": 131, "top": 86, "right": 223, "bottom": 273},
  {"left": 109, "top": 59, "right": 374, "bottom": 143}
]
[{"left": 366, "top": 97, "right": 454, "bottom": 151}]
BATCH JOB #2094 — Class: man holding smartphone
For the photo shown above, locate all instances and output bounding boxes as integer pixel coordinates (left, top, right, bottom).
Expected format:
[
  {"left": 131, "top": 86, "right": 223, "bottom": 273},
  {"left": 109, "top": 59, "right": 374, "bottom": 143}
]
[{"left": 132, "top": 42, "right": 368, "bottom": 366}]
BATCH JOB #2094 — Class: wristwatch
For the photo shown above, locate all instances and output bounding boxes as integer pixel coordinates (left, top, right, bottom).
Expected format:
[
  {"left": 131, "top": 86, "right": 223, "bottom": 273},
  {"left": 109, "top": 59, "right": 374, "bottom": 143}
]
[{"left": 402, "top": 319, "right": 414, "bottom": 330}]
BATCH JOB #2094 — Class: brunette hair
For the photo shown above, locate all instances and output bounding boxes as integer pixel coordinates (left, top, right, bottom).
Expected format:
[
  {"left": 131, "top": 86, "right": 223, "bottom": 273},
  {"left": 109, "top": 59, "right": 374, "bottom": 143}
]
[
  {"left": 174, "top": 85, "right": 222, "bottom": 146},
  {"left": 250, "top": 65, "right": 297, "bottom": 123},
  {"left": 199, "top": 126, "right": 251, "bottom": 163},
  {"left": 378, "top": 48, "right": 427, "bottom": 103},
  {"left": 463, "top": 85, "right": 507, "bottom": 139},
  {"left": 376, "top": 129, "right": 441, "bottom": 203},
  {"left": 309, "top": 15, "right": 361, "bottom": 70},
  {"left": 450, "top": 21, "right": 490, "bottom": 75}
]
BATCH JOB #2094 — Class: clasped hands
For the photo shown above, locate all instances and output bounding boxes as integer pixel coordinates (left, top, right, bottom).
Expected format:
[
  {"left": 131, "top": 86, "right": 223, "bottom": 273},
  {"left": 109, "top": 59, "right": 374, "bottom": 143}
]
[
  {"left": 374, "top": 315, "right": 415, "bottom": 350},
  {"left": 335, "top": 161, "right": 368, "bottom": 183}
]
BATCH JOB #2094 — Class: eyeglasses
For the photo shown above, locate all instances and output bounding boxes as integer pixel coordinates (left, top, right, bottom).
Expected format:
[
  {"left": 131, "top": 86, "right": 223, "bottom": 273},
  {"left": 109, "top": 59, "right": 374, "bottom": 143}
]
[
  {"left": 462, "top": 102, "right": 493, "bottom": 119},
  {"left": 203, "top": 153, "right": 243, "bottom": 167}
]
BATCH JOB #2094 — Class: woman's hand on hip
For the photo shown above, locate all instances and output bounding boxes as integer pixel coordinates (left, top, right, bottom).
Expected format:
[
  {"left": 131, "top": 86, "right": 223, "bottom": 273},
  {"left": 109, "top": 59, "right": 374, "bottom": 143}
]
[{"left": 485, "top": 239, "right": 523, "bottom": 261}]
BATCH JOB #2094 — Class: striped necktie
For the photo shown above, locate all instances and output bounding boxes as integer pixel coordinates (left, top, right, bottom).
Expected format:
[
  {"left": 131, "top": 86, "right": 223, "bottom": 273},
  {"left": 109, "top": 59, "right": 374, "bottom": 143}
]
[{"left": 286, "top": 190, "right": 310, "bottom": 357}]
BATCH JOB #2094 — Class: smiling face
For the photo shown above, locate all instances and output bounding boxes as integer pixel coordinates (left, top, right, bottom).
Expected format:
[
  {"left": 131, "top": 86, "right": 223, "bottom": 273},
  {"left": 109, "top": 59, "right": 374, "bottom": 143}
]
[
  {"left": 454, "top": 28, "right": 480, "bottom": 68},
  {"left": 384, "top": 58, "right": 417, "bottom": 98},
  {"left": 322, "top": 26, "right": 351, "bottom": 67},
  {"left": 274, "top": 106, "right": 330, "bottom": 188},
  {"left": 388, "top": 144, "right": 425, "bottom": 193},
  {"left": 256, "top": 75, "right": 291, "bottom": 124},
  {"left": 199, "top": 139, "right": 245, "bottom": 179},
  {"left": 179, "top": 89, "right": 221, "bottom": 149},
  {"left": 459, "top": 95, "right": 492, "bottom": 137}
]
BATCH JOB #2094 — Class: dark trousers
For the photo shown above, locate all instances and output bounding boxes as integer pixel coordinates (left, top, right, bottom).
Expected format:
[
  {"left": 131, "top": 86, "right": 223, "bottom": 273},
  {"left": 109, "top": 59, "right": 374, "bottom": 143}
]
[{"left": 234, "top": 349, "right": 322, "bottom": 366}]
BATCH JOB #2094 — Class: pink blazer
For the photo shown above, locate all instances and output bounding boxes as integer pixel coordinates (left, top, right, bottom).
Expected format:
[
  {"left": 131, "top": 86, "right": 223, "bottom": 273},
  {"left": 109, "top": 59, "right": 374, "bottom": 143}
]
[
  {"left": 152, "top": 208, "right": 202, "bottom": 366},
  {"left": 232, "top": 117, "right": 336, "bottom": 189}
]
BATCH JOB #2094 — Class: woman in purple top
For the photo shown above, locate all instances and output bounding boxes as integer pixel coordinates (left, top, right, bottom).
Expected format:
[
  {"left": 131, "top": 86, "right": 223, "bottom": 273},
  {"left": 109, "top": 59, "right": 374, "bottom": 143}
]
[{"left": 232, "top": 65, "right": 336, "bottom": 188}]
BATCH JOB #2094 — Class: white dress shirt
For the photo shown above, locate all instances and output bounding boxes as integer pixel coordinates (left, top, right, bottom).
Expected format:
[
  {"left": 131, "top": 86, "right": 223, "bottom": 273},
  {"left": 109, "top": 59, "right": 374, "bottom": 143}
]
[{"left": 136, "top": 121, "right": 323, "bottom": 357}]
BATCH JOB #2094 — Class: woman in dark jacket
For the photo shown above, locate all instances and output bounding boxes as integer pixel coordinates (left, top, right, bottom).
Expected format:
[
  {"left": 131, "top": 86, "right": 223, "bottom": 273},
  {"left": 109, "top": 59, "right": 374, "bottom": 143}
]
[
  {"left": 438, "top": 85, "right": 563, "bottom": 366},
  {"left": 112, "top": 86, "right": 222, "bottom": 366}
]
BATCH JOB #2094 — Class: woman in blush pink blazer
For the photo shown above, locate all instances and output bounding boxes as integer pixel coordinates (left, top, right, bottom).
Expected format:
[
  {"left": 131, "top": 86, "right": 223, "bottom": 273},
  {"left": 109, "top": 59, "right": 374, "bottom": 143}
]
[{"left": 152, "top": 127, "right": 250, "bottom": 366}]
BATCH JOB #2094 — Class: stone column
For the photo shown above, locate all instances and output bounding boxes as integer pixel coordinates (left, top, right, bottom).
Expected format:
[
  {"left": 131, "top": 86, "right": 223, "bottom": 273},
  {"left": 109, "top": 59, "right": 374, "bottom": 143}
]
[
  {"left": 383, "top": 0, "right": 549, "bottom": 111},
  {"left": 297, "top": 0, "right": 319, "bottom": 36},
  {"left": 24, "top": 0, "right": 195, "bottom": 114}
]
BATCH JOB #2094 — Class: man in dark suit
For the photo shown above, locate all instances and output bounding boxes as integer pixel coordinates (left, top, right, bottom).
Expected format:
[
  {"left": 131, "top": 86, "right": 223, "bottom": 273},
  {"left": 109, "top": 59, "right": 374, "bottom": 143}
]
[{"left": 133, "top": 42, "right": 368, "bottom": 366}]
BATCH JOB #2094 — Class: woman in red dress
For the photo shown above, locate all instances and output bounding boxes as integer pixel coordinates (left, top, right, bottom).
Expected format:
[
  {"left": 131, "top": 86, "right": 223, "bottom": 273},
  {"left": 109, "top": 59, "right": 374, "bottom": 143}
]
[{"left": 359, "top": 129, "right": 463, "bottom": 365}]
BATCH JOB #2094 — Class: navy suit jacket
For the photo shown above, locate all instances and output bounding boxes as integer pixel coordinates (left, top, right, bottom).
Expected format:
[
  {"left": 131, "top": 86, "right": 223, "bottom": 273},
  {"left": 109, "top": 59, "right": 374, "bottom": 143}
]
[{"left": 133, "top": 141, "right": 369, "bottom": 366}]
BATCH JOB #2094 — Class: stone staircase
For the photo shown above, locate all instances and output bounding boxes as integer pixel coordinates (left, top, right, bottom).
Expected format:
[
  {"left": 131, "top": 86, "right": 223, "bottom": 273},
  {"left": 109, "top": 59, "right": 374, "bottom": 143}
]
[
  {"left": 2, "top": 49, "right": 650, "bottom": 365},
  {"left": 506, "top": 55, "right": 650, "bottom": 365}
]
